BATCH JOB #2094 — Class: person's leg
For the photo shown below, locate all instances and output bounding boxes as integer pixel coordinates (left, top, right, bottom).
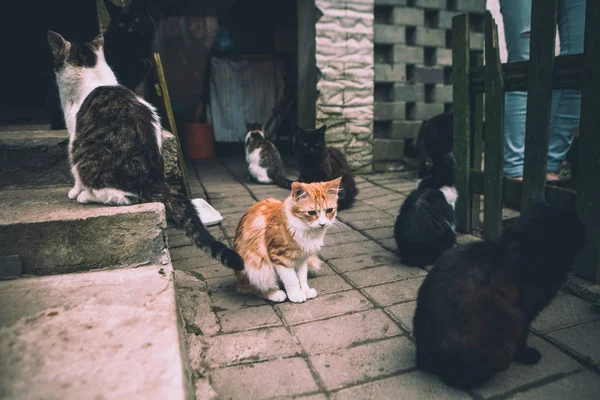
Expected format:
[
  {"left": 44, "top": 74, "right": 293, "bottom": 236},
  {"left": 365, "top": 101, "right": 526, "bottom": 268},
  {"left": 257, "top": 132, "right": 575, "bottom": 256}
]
[
  {"left": 500, "top": 0, "right": 532, "bottom": 178},
  {"left": 547, "top": 0, "right": 586, "bottom": 176}
]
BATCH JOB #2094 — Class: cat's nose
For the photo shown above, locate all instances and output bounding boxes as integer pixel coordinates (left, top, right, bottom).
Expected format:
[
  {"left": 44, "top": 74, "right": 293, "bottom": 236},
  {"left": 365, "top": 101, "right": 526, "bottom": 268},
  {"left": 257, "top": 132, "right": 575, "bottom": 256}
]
[{"left": 319, "top": 222, "right": 326, "bottom": 228}]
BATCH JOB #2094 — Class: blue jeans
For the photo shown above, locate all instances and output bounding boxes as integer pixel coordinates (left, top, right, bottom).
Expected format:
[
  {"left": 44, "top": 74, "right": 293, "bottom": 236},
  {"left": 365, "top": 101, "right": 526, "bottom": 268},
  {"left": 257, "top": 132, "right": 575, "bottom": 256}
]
[{"left": 499, "top": 0, "right": 586, "bottom": 177}]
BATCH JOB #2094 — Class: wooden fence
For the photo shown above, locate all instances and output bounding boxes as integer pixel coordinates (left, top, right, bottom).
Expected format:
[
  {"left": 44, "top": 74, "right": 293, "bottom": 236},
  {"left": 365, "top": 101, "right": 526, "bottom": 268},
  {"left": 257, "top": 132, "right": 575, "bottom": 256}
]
[{"left": 452, "top": 0, "right": 600, "bottom": 283}]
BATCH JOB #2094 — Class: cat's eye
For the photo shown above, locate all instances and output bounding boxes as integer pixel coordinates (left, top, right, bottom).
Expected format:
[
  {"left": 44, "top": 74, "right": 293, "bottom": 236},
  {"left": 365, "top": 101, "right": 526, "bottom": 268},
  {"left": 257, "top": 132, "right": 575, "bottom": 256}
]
[
  {"left": 307, "top": 211, "right": 317, "bottom": 216},
  {"left": 326, "top": 208, "right": 334, "bottom": 213}
]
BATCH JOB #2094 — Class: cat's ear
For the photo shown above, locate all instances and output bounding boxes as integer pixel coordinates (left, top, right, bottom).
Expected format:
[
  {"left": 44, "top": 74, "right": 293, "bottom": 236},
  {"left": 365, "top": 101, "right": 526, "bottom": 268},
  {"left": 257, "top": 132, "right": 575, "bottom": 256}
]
[
  {"left": 104, "top": 0, "right": 120, "bottom": 17},
  {"left": 89, "top": 34, "right": 104, "bottom": 50},
  {"left": 325, "top": 177, "right": 342, "bottom": 196},
  {"left": 47, "top": 31, "right": 70, "bottom": 59},
  {"left": 315, "top": 125, "right": 327, "bottom": 136},
  {"left": 291, "top": 182, "right": 307, "bottom": 200}
]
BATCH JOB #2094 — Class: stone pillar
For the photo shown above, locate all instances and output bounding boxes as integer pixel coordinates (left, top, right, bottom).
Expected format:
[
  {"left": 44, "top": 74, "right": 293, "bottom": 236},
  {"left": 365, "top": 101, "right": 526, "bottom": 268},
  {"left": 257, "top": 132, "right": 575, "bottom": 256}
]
[{"left": 315, "top": 0, "right": 375, "bottom": 173}]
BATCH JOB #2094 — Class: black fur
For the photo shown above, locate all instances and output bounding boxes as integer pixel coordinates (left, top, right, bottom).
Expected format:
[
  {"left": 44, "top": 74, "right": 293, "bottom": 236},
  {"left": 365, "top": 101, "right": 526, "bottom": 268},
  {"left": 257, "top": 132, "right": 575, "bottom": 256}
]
[
  {"left": 73, "top": 85, "right": 243, "bottom": 270},
  {"left": 394, "top": 154, "right": 456, "bottom": 266},
  {"left": 413, "top": 193, "right": 586, "bottom": 389},
  {"left": 295, "top": 125, "right": 358, "bottom": 210},
  {"left": 103, "top": 0, "right": 155, "bottom": 90},
  {"left": 245, "top": 123, "right": 294, "bottom": 189}
]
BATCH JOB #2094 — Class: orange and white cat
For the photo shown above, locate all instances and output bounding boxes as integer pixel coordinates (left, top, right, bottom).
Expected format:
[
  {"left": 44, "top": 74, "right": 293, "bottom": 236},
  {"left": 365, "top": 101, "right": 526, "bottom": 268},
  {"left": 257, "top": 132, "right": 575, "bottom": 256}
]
[{"left": 234, "top": 177, "right": 341, "bottom": 302}]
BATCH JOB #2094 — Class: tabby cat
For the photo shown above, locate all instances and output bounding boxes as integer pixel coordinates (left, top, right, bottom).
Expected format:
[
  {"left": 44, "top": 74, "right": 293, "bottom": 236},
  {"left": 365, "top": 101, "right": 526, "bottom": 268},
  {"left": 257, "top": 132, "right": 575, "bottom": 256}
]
[
  {"left": 295, "top": 125, "right": 358, "bottom": 210},
  {"left": 47, "top": 31, "right": 243, "bottom": 270},
  {"left": 394, "top": 153, "right": 456, "bottom": 266},
  {"left": 245, "top": 123, "right": 294, "bottom": 189},
  {"left": 103, "top": 0, "right": 155, "bottom": 91},
  {"left": 234, "top": 178, "right": 341, "bottom": 302},
  {"left": 413, "top": 192, "right": 586, "bottom": 389}
]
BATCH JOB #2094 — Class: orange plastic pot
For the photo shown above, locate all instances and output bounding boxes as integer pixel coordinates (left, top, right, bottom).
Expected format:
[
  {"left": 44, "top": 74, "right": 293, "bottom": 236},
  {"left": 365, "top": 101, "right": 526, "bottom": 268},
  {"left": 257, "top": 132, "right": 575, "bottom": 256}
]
[{"left": 183, "top": 123, "right": 215, "bottom": 160}]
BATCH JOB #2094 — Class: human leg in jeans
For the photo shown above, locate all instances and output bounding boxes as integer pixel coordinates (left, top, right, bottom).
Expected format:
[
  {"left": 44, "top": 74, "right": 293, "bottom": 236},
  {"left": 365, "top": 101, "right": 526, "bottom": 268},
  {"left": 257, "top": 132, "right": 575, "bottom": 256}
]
[
  {"left": 547, "top": 0, "right": 585, "bottom": 178},
  {"left": 499, "top": 0, "right": 585, "bottom": 179}
]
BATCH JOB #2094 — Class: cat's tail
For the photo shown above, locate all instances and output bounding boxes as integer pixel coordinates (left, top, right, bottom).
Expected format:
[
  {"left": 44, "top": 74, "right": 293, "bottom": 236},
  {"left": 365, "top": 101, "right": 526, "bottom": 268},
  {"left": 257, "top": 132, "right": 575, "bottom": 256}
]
[
  {"left": 272, "top": 171, "right": 294, "bottom": 190},
  {"left": 146, "top": 184, "right": 244, "bottom": 271}
]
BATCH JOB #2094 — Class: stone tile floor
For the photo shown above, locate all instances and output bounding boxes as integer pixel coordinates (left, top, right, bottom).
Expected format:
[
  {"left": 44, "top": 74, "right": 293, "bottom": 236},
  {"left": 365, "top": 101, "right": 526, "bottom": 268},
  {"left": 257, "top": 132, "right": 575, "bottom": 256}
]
[{"left": 169, "top": 157, "right": 600, "bottom": 400}]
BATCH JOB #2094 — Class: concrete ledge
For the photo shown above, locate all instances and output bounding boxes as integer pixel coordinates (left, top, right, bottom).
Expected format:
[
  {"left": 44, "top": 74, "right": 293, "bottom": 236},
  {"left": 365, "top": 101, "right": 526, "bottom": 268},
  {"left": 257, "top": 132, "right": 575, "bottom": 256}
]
[
  {"left": 0, "top": 186, "right": 168, "bottom": 275},
  {"left": 0, "top": 264, "right": 192, "bottom": 400}
]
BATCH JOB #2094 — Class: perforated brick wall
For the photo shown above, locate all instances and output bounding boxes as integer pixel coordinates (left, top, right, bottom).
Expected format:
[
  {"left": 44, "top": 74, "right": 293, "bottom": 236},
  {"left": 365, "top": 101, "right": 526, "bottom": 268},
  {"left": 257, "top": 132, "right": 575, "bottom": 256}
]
[{"left": 372, "top": 0, "right": 486, "bottom": 172}]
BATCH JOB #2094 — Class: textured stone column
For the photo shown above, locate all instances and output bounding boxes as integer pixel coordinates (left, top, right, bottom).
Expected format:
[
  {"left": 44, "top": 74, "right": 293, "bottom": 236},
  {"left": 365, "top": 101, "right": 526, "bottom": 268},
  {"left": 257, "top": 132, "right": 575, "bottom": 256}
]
[{"left": 316, "top": 0, "right": 375, "bottom": 173}]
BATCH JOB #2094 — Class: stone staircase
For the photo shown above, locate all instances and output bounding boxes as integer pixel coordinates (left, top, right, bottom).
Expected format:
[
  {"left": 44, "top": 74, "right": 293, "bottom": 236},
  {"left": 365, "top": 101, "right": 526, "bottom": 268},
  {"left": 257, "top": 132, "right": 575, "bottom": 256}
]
[{"left": 0, "top": 125, "right": 193, "bottom": 399}]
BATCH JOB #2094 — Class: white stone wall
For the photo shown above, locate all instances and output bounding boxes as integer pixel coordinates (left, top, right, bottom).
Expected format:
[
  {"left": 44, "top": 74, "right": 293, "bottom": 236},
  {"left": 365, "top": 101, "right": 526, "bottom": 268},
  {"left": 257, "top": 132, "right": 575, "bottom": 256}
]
[{"left": 316, "top": 0, "right": 375, "bottom": 173}]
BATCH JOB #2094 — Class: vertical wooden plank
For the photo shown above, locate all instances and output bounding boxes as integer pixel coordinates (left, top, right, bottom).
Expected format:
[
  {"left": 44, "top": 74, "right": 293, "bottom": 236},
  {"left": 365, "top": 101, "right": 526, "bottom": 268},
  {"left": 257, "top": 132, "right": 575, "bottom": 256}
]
[
  {"left": 470, "top": 52, "right": 484, "bottom": 231},
  {"left": 452, "top": 14, "right": 472, "bottom": 233},
  {"left": 297, "top": 0, "right": 317, "bottom": 129},
  {"left": 575, "top": 0, "right": 600, "bottom": 283},
  {"left": 521, "top": 0, "right": 558, "bottom": 210},
  {"left": 483, "top": 12, "right": 505, "bottom": 242},
  {"left": 154, "top": 52, "right": 192, "bottom": 198}
]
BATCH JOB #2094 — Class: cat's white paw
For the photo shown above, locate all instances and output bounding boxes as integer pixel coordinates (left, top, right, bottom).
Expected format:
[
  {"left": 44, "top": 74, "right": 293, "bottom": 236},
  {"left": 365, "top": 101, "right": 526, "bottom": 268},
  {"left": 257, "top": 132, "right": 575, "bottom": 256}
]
[
  {"left": 267, "top": 290, "right": 287, "bottom": 303},
  {"left": 77, "top": 191, "right": 93, "bottom": 204},
  {"left": 68, "top": 187, "right": 82, "bottom": 200},
  {"left": 287, "top": 289, "right": 308, "bottom": 303},
  {"left": 303, "top": 288, "right": 317, "bottom": 299}
]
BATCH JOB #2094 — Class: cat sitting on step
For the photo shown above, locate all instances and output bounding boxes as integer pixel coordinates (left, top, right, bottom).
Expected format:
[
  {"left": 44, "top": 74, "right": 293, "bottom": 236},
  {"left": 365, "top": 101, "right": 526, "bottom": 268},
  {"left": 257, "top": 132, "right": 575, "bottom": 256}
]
[
  {"left": 47, "top": 31, "right": 243, "bottom": 271},
  {"left": 413, "top": 192, "right": 586, "bottom": 389},
  {"left": 295, "top": 125, "right": 358, "bottom": 210},
  {"left": 245, "top": 123, "right": 295, "bottom": 189},
  {"left": 394, "top": 153, "right": 456, "bottom": 267}
]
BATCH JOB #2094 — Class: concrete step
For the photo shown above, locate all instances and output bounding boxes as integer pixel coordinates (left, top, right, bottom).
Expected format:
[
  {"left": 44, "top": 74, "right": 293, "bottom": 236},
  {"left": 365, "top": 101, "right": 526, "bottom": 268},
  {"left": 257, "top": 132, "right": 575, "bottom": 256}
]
[
  {"left": 0, "top": 128, "right": 182, "bottom": 188},
  {"left": 0, "top": 186, "right": 169, "bottom": 276},
  {"left": 0, "top": 263, "right": 192, "bottom": 400}
]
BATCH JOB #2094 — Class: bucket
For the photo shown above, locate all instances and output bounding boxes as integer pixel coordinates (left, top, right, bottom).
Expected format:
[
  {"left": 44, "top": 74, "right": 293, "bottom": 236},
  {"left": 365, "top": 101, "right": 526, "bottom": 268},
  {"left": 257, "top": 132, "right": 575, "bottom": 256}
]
[{"left": 183, "top": 123, "right": 216, "bottom": 160}]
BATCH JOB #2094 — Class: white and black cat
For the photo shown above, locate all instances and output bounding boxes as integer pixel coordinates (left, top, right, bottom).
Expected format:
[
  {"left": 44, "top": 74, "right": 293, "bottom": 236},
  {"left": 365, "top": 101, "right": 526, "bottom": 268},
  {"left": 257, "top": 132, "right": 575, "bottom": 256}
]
[
  {"left": 245, "top": 123, "right": 294, "bottom": 189},
  {"left": 295, "top": 125, "right": 358, "bottom": 210},
  {"left": 47, "top": 31, "right": 243, "bottom": 271},
  {"left": 394, "top": 153, "right": 456, "bottom": 266},
  {"left": 103, "top": 0, "right": 155, "bottom": 91},
  {"left": 413, "top": 192, "right": 586, "bottom": 389}
]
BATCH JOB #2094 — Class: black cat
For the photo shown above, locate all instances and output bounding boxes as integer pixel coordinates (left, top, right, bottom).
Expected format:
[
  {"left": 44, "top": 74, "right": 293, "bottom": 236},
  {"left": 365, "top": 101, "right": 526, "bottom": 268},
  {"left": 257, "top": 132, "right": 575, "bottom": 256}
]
[
  {"left": 394, "top": 153, "right": 456, "bottom": 266},
  {"left": 413, "top": 193, "right": 586, "bottom": 389},
  {"left": 103, "top": 0, "right": 155, "bottom": 91},
  {"left": 295, "top": 125, "right": 358, "bottom": 210}
]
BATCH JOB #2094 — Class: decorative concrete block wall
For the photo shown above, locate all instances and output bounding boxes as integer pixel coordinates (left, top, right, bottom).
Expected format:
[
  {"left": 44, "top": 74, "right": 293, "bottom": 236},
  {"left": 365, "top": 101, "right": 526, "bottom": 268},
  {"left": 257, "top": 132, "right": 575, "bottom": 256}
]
[
  {"left": 372, "top": 0, "right": 486, "bottom": 172},
  {"left": 316, "top": 0, "right": 375, "bottom": 173}
]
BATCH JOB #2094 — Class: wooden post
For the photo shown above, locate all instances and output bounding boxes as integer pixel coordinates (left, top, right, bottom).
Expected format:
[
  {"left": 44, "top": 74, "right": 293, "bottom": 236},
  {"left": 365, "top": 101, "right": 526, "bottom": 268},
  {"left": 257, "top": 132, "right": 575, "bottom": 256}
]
[
  {"left": 520, "top": 0, "right": 558, "bottom": 211},
  {"left": 452, "top": 14, "right": 471, "bottom": 233},
  {"left": 483, "top": 12, "right": 505, "bottom": 242},
  {"left": 154, "top": 52, "right": 192, "bottom": 198},
  {"left": 297, "top": 0, "right": 317, "bottom": 130},
  {"left": 575, "top": 0, "right": 600, "bottom": 283},
  {"left": 470, "top": 52, "right": 484, "bottom": 232}
]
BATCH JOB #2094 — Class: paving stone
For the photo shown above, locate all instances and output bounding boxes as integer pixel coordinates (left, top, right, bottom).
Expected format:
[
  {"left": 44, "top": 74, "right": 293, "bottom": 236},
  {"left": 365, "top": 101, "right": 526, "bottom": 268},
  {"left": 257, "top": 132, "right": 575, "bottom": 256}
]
[
  {"left": 203, "top": 327, "right": 302, "bottom": 366},
  {"left": 456, "top": 234, "right": 481, "bottom": 245},
  {"left": 324, "top": 230, "right": 370, "bottom": 246},
  {"left": 210, "top": 358, "right": 318, "bottom": 399},
  {"left": 337, "top": 206, "right": 392, "bottom": 220},
  {"left": 328, "top": 251, "right": 403, "bottom": 273},
  {"left": 474, "top": 337, "right": 583, "bottom": 398},
  {"left": 170, "top": 246, "right": 223, "bottom": 265},
  {"left": 379, "top": 238, "right": 399, "bottom": 251},
  {"left": 345, "top": 265, "right": 425, "bottom": 288},
  {"left": 355, "top": 185, "right": 395, "bottom": 198},
  {"left": 331, "top": 370, "right": 470, "bottom": 400},
  {"left": 309, "top": 274, "right": 354, "bottom": 295},
  {"left": 217, "top": 305, "right": 282, "bottom": 333},
  {"left": 174, "top": 271, "right": 220, "bottom": 336},
  {"left": 309, "top": 262, "right": 336, "bottom": 276},
  {"left": 362, "top": 226, "right": 395, "bottom": 240},
  {"left": 531, "top": 294, "right": 600, "bottom": 334},
  {"left": 320, "top": 241, "right": 387, "bottom": 260},
  {"left": 347, "top": 217, "right": 397, "bottom": 230},
  {"left": 508, "top": 369, "right": 600, "bottom": 400},
  {"left": 179, "top": 262, "right": 235, "bottom": 279},
  {"left": 386, "top": 301, "right": 417, "bottom": 332},
  {"left": 547, "top": 320, "right": 600, "bottom": 366},
  {"left": 292, "top": 309, "right": 401, "bottom": 353},
  {"left": 311, "top": 336, "right": 416, "bottom": 390},
  {"left": 291, "top": 395, "right": 327, "bottom": 400},
  {"left": 277, "top": 290, "right": 373, "bottom": 325},
  {"left": 209, "top": 290, "right": 267, "bottom": 312},
  {"left": 363, "top": 277, "right": 425, "bottom": 306},
  {"left": 205, "top": 275, "right": 238, "bottom": 292}
]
